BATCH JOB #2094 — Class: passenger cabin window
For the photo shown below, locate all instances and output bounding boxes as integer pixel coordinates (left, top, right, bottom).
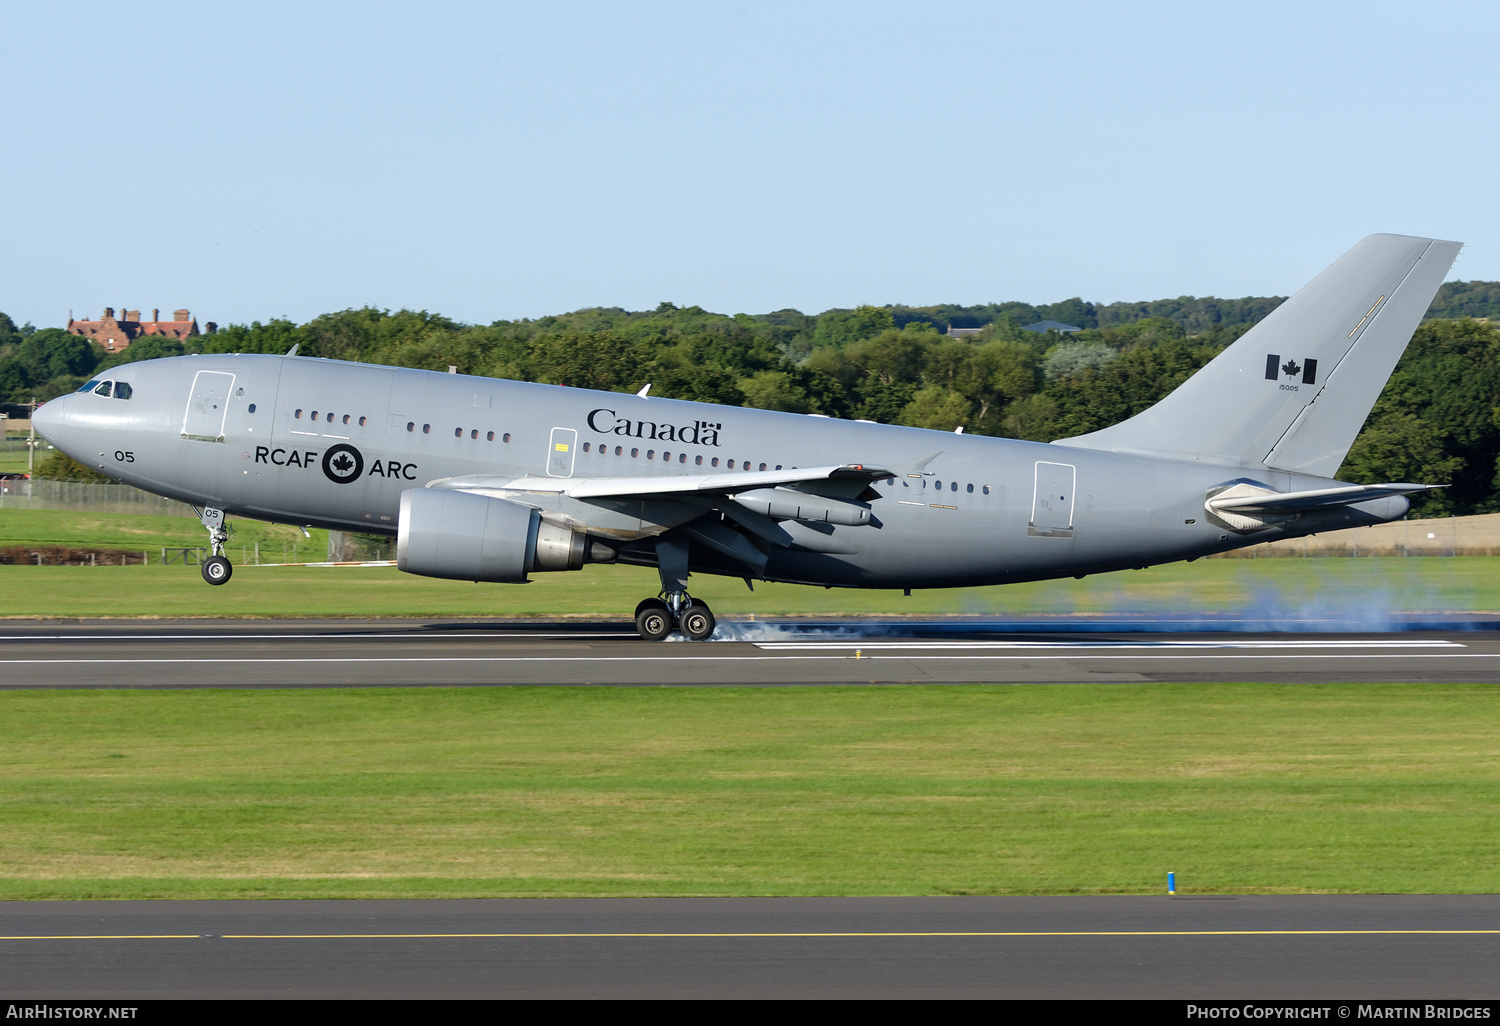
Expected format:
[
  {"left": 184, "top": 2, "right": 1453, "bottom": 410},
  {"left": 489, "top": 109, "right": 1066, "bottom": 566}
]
[
  {"left": 296, "top": 410, "right": 303, "bottom": 419},
  {"left": 406, "top": 422, "right": 414, "bottom": 432},
  {"left": 487, "top": 431, "right": 495, "bottom": 441},
  {"left": 359, "top": 416, "right": 367, "bottom": 427},
  {"left": 422, "top": 424, "right": 430, "bottom": 434},
  {"left": 248, "top": 403, "right": 256, "bottom": 414},
  {"left": 503, "top": 433, "right": 511, "bottom": 443}
]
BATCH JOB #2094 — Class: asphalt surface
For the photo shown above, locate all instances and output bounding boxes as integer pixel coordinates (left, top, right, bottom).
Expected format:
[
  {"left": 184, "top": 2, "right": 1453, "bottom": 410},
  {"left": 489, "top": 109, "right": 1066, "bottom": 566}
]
[
  {"left": 3, "top": 617, "right": 1496, "bottom": 999},
  {"left": 3, "top": 616, "right": 1500, "bottom": 687},
  {"left": 3, "top": 895, "right": 1499, "bottom": 999}
]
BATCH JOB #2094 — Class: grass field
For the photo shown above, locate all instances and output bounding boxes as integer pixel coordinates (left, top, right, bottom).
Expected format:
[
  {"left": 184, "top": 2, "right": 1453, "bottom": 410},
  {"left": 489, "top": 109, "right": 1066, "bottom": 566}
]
[
  {"left": 0, "top": 683, "right": 1495, "bottom": 899},
  {"left": 2, "top": 507, "right": 1496, "bottom": 617},
  {"left": 0, "top": 507, "right": 329, "bottom": 560},
  {"left": 3, "top": 512, "right": 1496, "bottom": 901},
  {"left": 1, "top": 555, "right": 1495, "bottom": 619},
  {"left": 0, "top": 434, "right": 35, "bottom": 474}
]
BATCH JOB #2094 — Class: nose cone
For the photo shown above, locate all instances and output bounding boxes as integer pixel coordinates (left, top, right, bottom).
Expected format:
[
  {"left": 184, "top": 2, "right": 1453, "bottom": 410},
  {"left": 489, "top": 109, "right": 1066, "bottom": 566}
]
[
  {"left": 29, "top": 395, "right": 86, "bottom": 464},
  {"left": 30, "top": 397, "right": 66, "bottom": 445}
]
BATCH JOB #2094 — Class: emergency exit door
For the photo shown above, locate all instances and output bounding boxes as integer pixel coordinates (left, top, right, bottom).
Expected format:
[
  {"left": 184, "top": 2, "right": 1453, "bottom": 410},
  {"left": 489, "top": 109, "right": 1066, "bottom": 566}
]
[
  {"left": 547, "top": 427, "right": 577, "bottom": 477},
  {"left": 1029, "top": 460, "right": 1075, "bottom": 538},
  {"left": 181, "top": 370, "right": 235, "bottom": 442}
]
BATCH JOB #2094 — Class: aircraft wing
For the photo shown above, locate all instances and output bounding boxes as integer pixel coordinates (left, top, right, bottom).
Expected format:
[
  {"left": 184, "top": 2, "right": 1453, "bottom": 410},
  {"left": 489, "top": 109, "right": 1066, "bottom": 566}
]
[
  {"left": 430, "top": 463, "right": 892, "bottom": 500},
  {"left": 1207, "top": 482, "right": 1441, "bottom": 515}
]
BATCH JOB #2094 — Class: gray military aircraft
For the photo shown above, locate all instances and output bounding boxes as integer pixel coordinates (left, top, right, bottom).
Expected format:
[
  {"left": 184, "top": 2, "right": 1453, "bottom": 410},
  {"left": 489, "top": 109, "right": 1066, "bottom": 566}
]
[{"left": 33, "top": 233, "right": 1460, "bottom": 640}]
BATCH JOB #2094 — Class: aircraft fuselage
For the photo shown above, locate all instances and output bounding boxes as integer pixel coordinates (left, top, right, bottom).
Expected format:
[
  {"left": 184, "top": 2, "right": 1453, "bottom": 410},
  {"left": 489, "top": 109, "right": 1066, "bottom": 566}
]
[{"left": 35, "top": 352, "right": 1406, "bottom": 591}]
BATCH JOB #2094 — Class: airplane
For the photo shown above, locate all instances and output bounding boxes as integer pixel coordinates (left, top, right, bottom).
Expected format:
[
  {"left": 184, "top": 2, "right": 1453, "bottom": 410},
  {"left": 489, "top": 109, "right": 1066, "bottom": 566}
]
[{"left": 32, "top": 233, "right": 1460, "bottom": 640}]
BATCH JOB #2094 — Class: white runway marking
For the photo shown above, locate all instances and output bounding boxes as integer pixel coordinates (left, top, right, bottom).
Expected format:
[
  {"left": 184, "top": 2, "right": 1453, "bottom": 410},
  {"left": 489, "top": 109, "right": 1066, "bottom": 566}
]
[
  {"left": 754, "top": 640, "right": 1467, "bottom": 651},
  {"left": 2, "top": 653, "right": 1496, "bottom": 667},
  {"left": 0, "top": 632, "right": 638, "bottom": 642}
]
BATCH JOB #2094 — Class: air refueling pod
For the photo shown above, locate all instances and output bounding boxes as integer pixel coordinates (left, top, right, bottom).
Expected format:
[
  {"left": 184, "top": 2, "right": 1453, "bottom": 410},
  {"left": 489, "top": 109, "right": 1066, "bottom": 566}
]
[
  {"left": 729, "top": 487, "right": 871, "bottom": 526},
  {"left": 396, "top": 487, "right": 613, "bottom": 582}
]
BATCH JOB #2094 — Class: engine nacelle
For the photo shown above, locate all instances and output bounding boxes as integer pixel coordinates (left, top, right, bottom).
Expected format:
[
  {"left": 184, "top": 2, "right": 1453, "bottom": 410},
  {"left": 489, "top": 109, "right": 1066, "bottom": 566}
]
[{"left": 396, "top": 488, "right": 610, "bottom": 582}]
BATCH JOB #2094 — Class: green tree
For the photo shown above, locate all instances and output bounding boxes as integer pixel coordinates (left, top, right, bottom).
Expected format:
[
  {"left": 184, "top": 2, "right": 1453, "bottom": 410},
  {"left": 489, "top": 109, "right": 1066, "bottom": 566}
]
[
  {"left": 1341, "top": 413, "right": 1463, "bottom": 517},
  {"left": 738, "top": 370, "right": 812, "bottom": 414},
  {"left": 900, "top": 386, "right": 971, "bottom": 431},
  {"left": 17, "top": 328, "right": 98, "bottom": 382},
  {"left": 811, "top": 304, "right": 895, "bottom": 348},
  {"left": 34, "top": 450, "right": 112, "bottom": 483}
]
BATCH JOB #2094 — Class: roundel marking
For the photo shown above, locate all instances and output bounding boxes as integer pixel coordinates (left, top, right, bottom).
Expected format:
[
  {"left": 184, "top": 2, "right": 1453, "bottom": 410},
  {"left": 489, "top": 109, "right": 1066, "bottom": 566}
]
[{"left": 321, "top": 443, "right": 365, "bottom": 484}]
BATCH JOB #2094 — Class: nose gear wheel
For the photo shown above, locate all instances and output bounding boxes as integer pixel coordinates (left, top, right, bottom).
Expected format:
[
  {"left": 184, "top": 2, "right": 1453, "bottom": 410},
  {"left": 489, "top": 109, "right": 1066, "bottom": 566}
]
[{"left": 201, "top": 555, "right": 233, "bottom": 585}]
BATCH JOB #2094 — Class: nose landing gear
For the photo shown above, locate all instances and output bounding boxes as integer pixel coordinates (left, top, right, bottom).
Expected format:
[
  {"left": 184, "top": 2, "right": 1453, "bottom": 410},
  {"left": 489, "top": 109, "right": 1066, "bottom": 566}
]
[{"left": 196, "top": 506, "right": 233, "bottom": 586}]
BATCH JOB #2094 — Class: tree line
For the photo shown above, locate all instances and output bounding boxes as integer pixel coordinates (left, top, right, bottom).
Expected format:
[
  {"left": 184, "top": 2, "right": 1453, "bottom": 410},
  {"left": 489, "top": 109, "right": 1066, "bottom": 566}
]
[{"left": 5, "top": 286, "right": 1500, "bottom": 517}]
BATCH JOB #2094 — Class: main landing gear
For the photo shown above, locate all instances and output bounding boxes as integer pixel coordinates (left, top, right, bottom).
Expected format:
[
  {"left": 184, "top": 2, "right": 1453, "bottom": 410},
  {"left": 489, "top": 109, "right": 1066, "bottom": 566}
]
[
  {"left": 634, "top": 533, "right": 716, "bottom": 641},
  {"left": 634, "top": 593, "right": 716, "bottom": 642},
  {"left": 197, "top": 506, "right": 233, "bottom": 586}
]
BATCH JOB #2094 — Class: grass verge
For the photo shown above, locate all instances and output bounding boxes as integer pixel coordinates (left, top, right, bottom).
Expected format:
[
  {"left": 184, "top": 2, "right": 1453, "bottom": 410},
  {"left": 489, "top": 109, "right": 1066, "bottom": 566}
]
[
  {"left": 0, "top": 683, "right": 1495, "bottom": 898},
  {"left": 0, "top": 556, "right": 1495, "bottom": 619},
  {"left": 0, "top": 507, "right": 328, "bottom": 558}
]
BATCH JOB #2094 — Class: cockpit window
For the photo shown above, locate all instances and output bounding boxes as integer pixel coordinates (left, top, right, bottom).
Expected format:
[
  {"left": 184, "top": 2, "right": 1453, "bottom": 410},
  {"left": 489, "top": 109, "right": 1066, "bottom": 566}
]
[
  {"left": 76, "top": 380, "right": 101, "bottom": 394},
  {"left": 93, "top": 381, "right": 113, "bottom": 397},
  {"left": 114, "top": 382, "right": 133, "bottom": 400}
]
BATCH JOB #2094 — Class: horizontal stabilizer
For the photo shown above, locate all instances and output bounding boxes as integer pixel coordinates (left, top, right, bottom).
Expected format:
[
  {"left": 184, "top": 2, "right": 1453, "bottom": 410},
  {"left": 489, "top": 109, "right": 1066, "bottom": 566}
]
[{"left": 1208, "top": 482, "right": 1441, "bottom": 515}]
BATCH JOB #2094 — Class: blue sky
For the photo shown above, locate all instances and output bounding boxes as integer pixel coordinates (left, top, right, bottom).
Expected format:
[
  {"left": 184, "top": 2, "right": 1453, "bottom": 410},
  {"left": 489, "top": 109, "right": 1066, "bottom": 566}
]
[{"left": 4, "top": 0, "right": 1496, "bottom": 329}]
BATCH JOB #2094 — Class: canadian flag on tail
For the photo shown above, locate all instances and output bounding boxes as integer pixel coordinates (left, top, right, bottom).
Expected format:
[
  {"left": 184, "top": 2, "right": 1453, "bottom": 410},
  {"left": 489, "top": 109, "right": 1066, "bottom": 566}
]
[{"left": 1265, "top": 354, "right": 1317, "bottom": 385}]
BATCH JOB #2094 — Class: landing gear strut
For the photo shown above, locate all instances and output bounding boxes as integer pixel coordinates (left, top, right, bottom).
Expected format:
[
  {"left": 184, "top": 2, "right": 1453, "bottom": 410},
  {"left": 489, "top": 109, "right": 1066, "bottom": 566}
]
[
  {"left": 197, "top": 506, "right": 232, "bottom": 586},
  {"left": 634, "top": 534, "right": 717, "bottom": 641},
  {"left": 634, "top": 592, "right": 715, "bottom": 642}
]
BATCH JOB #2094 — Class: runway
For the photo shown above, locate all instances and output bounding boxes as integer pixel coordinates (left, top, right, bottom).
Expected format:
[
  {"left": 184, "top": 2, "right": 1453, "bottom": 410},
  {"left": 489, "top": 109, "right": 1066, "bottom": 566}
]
[
  {"left": 2, "top": 617, "right": 1500, "bottom": 687},
  {"left": 2, "top": 895, "right": 1498, "bottom": 998},
  {"left": 4, "top": 619, "right": 1496, "bottom": 999}
]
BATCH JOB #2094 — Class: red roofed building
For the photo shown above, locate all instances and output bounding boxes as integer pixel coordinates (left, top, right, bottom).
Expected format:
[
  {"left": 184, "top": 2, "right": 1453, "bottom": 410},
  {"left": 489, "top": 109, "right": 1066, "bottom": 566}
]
[{"left": 66, "top": 307, "right": 214, "bottom": 353}]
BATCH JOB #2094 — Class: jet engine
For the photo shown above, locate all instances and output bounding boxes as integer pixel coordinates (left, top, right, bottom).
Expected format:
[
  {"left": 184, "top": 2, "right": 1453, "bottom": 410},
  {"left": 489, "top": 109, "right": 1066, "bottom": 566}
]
[{"left": 396, "top": 487, "right": 614, "bottom": 582}]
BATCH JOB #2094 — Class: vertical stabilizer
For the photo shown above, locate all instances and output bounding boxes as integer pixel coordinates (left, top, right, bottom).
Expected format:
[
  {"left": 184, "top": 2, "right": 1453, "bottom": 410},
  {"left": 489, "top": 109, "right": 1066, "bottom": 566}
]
[{"left": 1054, "top": 234, "right": 1462, "bottom": 478}]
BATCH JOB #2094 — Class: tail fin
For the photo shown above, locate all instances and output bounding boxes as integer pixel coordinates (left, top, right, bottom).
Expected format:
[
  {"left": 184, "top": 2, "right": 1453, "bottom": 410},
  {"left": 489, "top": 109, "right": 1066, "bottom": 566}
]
[{"left": 1054, "top": 234, "right": 1462, "bottom": 478}]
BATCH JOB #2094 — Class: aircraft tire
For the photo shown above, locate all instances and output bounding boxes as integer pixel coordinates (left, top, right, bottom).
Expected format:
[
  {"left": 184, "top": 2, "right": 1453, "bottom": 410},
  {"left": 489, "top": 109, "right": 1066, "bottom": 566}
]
[
  {"left": 634, "top": 598, "right": 668, "bottom": 620},
  {"left": 681, "top": 603, "right": 716, "bottom": 641},
  {"left": 636, "top": 603, "right": 674, "bottom": 642},
  {"left": 201, "top": 555, "right": 233, "bottom": 586}
]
